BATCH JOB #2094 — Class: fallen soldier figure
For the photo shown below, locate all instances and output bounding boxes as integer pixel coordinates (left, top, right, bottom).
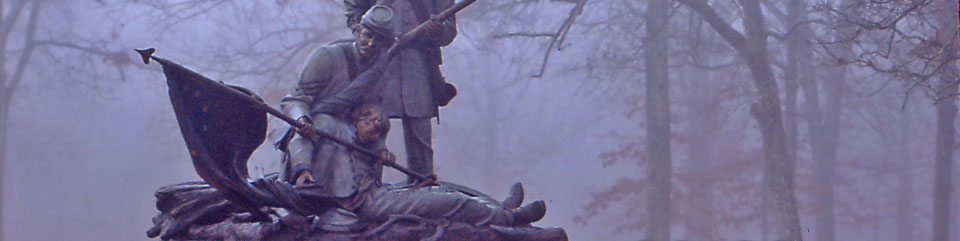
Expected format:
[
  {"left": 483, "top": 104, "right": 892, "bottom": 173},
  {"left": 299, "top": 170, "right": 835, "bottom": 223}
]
[
  {"left": 146, "top": 103, "right": 562, "bottom": 240},
  {"left": 139, "top": 5, "right": 564, "bottom": 237}
]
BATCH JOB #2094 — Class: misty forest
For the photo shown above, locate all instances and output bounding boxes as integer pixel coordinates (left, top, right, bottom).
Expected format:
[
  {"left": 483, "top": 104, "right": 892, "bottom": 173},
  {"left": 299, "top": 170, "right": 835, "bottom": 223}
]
[{"left": 0, "top": 0, "right": 957, "bottom": 240}]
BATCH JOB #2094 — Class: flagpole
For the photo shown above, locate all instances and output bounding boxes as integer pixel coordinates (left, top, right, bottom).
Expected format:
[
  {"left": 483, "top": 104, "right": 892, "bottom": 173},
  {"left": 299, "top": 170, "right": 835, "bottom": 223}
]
[{"left": 136, "top": 48, "right": 437, "bottom": 185}]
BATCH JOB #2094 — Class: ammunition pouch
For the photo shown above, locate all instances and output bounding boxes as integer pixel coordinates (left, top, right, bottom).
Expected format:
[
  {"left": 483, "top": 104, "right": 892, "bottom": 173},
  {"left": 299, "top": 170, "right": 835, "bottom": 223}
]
[{"left": 431, "top": 64, "right": 456, "bottom": 107}]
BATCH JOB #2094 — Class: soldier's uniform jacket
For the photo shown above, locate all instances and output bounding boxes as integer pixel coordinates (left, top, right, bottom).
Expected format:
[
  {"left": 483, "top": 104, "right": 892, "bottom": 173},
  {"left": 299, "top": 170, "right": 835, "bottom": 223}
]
[
  {"left": 279, "top": 41, "right": 385, "bottom": 198},
  {"left": 281, "top": 41, "right": 361, "bottom": 123},
  {"left": 345, "top": 0, "right": 457, "bottom": 118},
  {"left": 307, "top": 114, "right": 384, "bottom": 199}
]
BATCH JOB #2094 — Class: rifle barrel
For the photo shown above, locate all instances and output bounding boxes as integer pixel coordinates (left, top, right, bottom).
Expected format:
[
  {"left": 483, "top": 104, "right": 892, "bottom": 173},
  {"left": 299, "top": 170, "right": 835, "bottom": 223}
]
[{"left": 386, "top": 0, "right": 477, "bottom": 57}]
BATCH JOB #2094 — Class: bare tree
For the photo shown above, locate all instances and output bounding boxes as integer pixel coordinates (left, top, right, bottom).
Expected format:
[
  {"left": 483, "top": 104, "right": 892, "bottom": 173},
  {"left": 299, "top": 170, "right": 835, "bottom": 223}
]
[
  {"left": 0, "top": 1, "right": 148, "bottom": 239},
  {"left": 676, "top": 0, "right": 803, "bottom": 239},
  {"left": 929, "top": 3, "right": 958, "bottom": 240},
  {"left": 643, "top": 0, "right": 672, "bottom": 239},
  {"left": 818, "top": 0, "right": 958, "bottom": 239},
  {"left": 492, "top": 0, "right": 584, "bottom": 78},
  {"left": 781, "top": 0, "right": 846, "bottom": 239},
  {"left": 895, "top": 103, "right": 917, "bottom": 241},
  {"left": 677, "top": 54, "right": 739, "bottom": 240}
]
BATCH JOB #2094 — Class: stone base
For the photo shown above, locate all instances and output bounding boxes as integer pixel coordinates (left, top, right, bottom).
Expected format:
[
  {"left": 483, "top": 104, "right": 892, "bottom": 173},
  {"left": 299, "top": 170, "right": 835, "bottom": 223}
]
[{"left": 168, "top": 215, "right": 567, "bottom": 241}]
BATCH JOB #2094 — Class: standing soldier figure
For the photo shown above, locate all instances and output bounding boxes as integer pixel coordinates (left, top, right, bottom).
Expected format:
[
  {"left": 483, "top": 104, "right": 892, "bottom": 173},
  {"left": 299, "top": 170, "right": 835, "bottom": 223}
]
[{"left": 345, "top": 0, "right": 458, "bottom": 183}]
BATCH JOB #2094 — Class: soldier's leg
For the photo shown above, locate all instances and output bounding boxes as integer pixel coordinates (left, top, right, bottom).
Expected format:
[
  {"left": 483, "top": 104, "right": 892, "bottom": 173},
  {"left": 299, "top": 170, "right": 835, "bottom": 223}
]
[
  {"left": 280, "top": 133, "right": 314, "bottom": 183},
  {"left": 358, "top": 185, "right": 514, "bottom": 226},
  {"left": 402, "top": 117, "right": 433, "bottom": 183}
]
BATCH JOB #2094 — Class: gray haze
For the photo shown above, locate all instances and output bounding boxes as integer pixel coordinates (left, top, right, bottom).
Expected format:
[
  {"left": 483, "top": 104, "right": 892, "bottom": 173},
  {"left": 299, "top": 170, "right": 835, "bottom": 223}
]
[{"left": 0, "top": 0, "right": 957, "bottom": 240}]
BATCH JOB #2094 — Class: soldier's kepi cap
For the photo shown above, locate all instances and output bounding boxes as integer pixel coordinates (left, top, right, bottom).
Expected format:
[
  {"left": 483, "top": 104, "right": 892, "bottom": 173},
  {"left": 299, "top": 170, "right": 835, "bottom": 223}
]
[{"left": 361, "top": 5, "right": 393, "bottom": 37}]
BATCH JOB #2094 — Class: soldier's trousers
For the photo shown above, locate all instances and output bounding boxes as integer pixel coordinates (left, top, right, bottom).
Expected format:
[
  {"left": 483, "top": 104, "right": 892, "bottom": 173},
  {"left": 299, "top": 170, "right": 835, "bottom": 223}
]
[
  {"left": 281, "top": 133, "right": 314, "bottom": 183},
  {"left": 357, "top": 185, "right": 514, "bottom": 226},
  {"left": 402, "top": 117, "right": 433, "bottom": 183}
]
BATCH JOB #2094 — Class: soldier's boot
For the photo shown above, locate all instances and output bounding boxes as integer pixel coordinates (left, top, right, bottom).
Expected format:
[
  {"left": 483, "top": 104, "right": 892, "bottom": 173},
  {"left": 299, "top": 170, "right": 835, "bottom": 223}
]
[
  {"left": 313, "top": 208, "right": 363, "bottom": 232},
  {"left": 511, "top": 200, "right": 546, "bottom": 224},
  {"left": 502, "top": 182, "right": 524, "bottom": 209}
]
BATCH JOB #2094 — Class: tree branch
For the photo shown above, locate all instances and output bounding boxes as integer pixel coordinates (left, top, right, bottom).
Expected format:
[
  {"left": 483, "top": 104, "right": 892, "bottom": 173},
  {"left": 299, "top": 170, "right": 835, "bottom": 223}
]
[
  {"left": 492, "top": 0, "right": 586, "bottom": 78},
  {"left": 492, "top": 32, "right": 555, "bottom": 38},
  {"left": 5, "top": 0, "right": 42, "bottom": 96},
  {"left": 676, "top": 0, "right": 749, "bottom": 54},
  {"left": 0, "top": 0, "right": 29, "bottom": 39},
  {"left": 685, "top": 59, "right": 744, "bottom": 70},
  {"left": 0, "top": 0, "right": 30, "bottom": 88}
]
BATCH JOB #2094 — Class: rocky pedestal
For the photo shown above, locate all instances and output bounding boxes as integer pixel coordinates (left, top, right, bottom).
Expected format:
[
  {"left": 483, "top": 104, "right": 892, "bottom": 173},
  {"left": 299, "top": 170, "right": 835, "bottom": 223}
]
[{"left": 166, "top": 213, "right": 568, "bottom": 241}]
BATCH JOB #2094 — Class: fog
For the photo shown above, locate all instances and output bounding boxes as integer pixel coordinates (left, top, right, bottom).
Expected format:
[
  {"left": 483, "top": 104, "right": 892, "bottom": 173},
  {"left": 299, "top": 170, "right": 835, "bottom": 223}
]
[{"left": 0, "top": 0, "right": 957, "bottom": 240}]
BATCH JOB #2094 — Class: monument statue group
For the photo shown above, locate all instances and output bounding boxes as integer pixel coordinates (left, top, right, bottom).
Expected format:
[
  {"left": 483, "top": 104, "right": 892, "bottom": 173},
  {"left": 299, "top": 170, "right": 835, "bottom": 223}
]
[{"left": 141, "top": 1, "right": 567, "bottom": 240}]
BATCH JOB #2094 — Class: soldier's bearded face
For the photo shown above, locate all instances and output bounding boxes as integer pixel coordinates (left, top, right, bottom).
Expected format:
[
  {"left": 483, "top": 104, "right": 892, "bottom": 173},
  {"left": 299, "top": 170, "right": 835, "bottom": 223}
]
[
  {"left": 356, "top": 115, "right": 384, "bottom": 145},
  {"left": 357, "top": 27, "right": 390, "bottom": 58}
]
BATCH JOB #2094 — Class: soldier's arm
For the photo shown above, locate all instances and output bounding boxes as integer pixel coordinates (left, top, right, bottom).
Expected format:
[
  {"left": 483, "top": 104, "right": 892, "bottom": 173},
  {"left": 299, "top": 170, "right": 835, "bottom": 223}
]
[
  {"left": 281, "top": 47, "right": 336, "bottom": 126},
  {"left": 344, "top": 0, "right": 374, "bottom": 35},
  {"left": 311, "top": 49, "right": 390, "bottom": 115},
  {"left": 281, "top": 48, "right": 336, "bottom": 179},
  {"left": 371, "top": 134, "right": 394, "bottom": 163},
  {"left": 429, "top": 0, "right": 458, "bottom": 47}
]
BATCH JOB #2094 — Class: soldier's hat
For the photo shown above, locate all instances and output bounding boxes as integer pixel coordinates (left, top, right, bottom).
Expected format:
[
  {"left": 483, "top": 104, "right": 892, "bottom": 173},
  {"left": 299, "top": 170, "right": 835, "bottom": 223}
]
[{"left": 361, "top": 5, "right": 394, "bottom": 37}]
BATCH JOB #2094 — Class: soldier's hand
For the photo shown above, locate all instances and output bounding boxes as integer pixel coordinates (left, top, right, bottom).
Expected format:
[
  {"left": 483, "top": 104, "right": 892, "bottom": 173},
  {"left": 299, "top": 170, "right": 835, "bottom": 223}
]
[
  {"left": 296, "top": 117, "right": 314, "bottom": 137},
  {"left": 414, "top": 173, "right": 438, "bottom": 187},
  {"left": 422, "top": 15, "right": 443, "bottom": 37},
  {"left": 377, "top": 150, "right": 396, "bottom": 164},
  {"left": 295, "top": 170, "right": 316, "bottom": 186}
]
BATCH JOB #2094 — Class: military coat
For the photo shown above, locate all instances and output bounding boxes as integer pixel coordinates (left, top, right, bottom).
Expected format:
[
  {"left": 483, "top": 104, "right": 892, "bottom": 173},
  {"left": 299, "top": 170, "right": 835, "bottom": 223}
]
[
  {"left": 345, "top": 0, "right": 457, "bottom": 118},
  {"left": 279, "top": 41, "right": 385, "bottom": 198}
]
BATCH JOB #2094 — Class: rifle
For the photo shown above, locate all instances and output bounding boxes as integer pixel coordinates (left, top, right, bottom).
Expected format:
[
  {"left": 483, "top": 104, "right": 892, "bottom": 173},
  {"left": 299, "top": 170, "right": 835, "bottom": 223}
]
[
  {"left": 310, "top": 0, "right": 477, "bottom": 115},
  {"left": 384, "top": 0, "right": 477, "bottom": 57},
  {"left": 137, "top": 0, "right": 478, "bottom": 186}
]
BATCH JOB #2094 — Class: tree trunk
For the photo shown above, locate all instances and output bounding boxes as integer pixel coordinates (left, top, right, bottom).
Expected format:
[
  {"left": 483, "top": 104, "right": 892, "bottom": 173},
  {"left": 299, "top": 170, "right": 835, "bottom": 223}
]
[
  {"left": 797, "top": 0, "right": 852, "bottom": 239},
  {"left": 790, "top": 0, "right": 837, "bottom": 239},
  {"left": 687, "top": 67, "right": 717, "bottom": 240},
  {"left": 737, "top": 6, "right": 805, "bottom": 241},
  {"left": 796, "top": 15, "right": 842, "bottom": 241},
  {"left": 895, "top": 112, "right": 914, "bottom": 241},
  {"left": 809, "top": 69, "right": 841, "bottom": 241},
  {"left": 748, "top": 43, "right": 803, "bottom": 241},
  {"left": 931, "top": 0, "right": 958, "bottom": 239},
  {"left": 0, "top": 2, "right": 43, "bottom": 239},
  {"left": 762, "top": 184, "right": 768, "bottom": 241},
  {"left": 782, "top": 1, "right": 800, "bottom": 182},
  {"left": 677, "top": 0, "right": 803, "bottom": 239},
  {"left": 644, "top": 0, "right": 671, "bottom": 240},
  {"left": 784, "top": 0, "right": 816, "bottom": 237},
  {"left": 931, "top": 78, "right": 956, "bottom": 241},
  {"left": 952, "top": 164, "right": 959, "bottom": 241},
  {"left": 0, "top": 94, "right": 6, "bottom": 241},
  {"left": 894, "top": 168, "right": 915, "bottom": 241},
  {"left": 931, "top": 65, "right": 957, "bottom": 241}
]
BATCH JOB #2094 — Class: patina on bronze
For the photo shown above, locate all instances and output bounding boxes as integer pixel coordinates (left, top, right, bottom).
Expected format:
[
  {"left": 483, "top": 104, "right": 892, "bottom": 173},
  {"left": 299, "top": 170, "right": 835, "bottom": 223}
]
[
  {"left": 137, "top": 48, "right": 437, "bottom": 186},
  {"left": 140, "top": 1, "right": 567, "bottom": 239},
  {"left": 139, "top": 49, "right": 564, "bottom": 240}
]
